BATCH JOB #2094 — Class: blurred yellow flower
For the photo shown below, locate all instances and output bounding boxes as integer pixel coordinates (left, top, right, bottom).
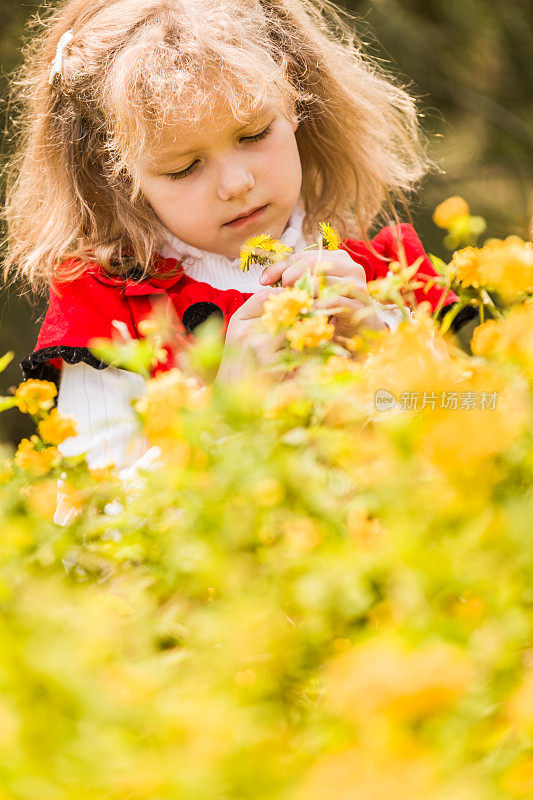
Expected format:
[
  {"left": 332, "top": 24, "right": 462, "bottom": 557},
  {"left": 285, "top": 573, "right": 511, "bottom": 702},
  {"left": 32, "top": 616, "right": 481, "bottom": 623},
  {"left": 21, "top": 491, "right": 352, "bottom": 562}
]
[
  {"left": 478, "top": 236, "right": 533, "bottom": 297},
  {"left": 296, "top": 744, "right": 437, "bottom": 800},
  {"left": 325, "top": 638, "right": 473, "bottom": 724},
  {"left": 287, "top": 315, "right": 334, "bottom": 350},
  {"left": 251, "top": 477, "right": 284, "bottom": 506},
  {"left": 284, "top": 517, "right": 322, "bottom": 551},
  {"left": 136, "top": 368, "right": 207, "bottom": 445},
  {"left": 261, "top": 288, "right": 313, "bottom": 333},
  {"left": 433, "top": 196, "right": 470, "bottom": 229},
  {"left": 471, "top": 319, "right": 502, "bottom": 357},
  {"left": 502, "top": 756, "right": 533, "bottom": 797},
  {"left": 451, "top": 238, "right": 533, "bottom": 296},
  {"left": 15, "top": 379, "right": 57, "bottom": 416},
  {"left": 450, "top": 246, "right": 483, "bottom": 287},
  {"left": 15, "top": 436, "right": 60, "bottom": 477},
  {"left": 37, "top": 408, "right": 78, "bottom": 445},
  {"left": 320, "top": 355, "right": 361, "bottom": 380},
  {"left": 472, "top": 302, "right": 533, "bottom": 376},
  {"left": 263, "top": 380, "right": 307, "bottom": 419},
  {"left": 318, "top": 222, "right": 342, "bottom": 250},
  {"left": 507, "top": 670, "right": 533, "bottom": 731}
]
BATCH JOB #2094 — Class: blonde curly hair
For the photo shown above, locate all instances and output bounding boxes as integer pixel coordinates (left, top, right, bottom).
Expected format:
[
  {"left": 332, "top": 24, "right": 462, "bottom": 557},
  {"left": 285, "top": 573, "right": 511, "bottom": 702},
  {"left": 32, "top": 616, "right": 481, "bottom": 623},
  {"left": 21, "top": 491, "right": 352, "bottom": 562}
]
[{"left": 3, "top": 0, "right": 431, "bottom": 293}]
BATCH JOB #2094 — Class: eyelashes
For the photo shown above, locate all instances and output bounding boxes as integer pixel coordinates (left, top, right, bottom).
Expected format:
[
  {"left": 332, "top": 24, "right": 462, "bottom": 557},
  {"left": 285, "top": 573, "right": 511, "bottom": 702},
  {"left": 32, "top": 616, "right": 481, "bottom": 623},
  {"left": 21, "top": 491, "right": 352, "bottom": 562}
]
[{"left": 167, "top": 124, "right": 273, "bottom": 181}]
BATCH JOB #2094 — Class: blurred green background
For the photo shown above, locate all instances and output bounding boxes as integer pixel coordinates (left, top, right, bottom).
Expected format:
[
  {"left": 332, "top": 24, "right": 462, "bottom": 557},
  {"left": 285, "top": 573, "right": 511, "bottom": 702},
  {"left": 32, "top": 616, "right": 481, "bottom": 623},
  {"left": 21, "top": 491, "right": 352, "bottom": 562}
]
[{"left": 1, "top": 0, "right": 532, "bottom": 445}]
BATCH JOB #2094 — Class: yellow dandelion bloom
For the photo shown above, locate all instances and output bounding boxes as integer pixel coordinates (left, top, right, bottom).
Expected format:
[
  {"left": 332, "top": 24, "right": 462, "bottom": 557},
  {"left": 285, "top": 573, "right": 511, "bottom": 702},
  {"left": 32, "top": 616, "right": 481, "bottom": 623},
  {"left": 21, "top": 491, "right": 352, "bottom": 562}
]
[
  {"left": 287, "top": 315, "right": 335, "bottom": 350},
  {"left": 240, "top": 234, "right": 293, "bottom": 272},
  {"left": 261, "top": 288, "right": 314, "bottom": 333},
  {"left": 318, "top": 222, "right": 342, "bottom": 250},
  {"left": 38, "top": 408, "right": 78, "bottom": 445},
  {"left": 15, "top": 436, "right": 60, "bottom": 477},
  {"left": 15, "top": 379, "right": 57, "bottom": 416},
  {"left": 433, "top": 196, "right": 470, "bottom": 229}
]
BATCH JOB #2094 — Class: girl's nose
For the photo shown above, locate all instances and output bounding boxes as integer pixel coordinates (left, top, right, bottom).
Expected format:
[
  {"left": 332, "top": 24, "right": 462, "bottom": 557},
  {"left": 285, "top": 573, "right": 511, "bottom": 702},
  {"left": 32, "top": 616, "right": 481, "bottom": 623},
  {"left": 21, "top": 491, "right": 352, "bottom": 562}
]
[{"left": 216, "top": 161, "right": 255, "bottom": 202}]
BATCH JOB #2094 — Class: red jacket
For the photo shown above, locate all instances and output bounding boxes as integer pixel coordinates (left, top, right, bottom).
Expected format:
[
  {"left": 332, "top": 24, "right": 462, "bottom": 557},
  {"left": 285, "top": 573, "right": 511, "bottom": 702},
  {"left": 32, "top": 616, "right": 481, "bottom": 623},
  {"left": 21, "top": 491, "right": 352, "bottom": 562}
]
[{"left": 21, "top": 223, "right": 459, "bottom": 382}]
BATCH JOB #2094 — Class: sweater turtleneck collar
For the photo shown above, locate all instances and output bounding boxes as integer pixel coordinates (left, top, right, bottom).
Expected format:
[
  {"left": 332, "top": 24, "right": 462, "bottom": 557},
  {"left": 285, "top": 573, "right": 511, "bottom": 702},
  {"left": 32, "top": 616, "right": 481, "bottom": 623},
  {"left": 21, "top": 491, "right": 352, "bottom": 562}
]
[{"left": 156, "top": 199, "right": 313, "bottom": 292}]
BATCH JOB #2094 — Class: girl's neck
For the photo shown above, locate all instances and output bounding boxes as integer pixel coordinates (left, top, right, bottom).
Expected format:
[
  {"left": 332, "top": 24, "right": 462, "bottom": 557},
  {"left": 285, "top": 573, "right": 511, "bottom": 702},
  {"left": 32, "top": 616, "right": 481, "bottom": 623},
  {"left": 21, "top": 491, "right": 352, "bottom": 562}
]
[{"left": 157, "top": 199, "right": 312, "bottom": 291}]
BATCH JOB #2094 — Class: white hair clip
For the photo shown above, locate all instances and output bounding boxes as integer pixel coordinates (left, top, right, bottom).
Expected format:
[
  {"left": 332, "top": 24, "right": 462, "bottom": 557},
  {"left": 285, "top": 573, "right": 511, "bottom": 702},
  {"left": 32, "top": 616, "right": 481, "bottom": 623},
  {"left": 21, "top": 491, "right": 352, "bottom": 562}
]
[{"left": 49, "top": 29, "right": 74, "bottom": 86}]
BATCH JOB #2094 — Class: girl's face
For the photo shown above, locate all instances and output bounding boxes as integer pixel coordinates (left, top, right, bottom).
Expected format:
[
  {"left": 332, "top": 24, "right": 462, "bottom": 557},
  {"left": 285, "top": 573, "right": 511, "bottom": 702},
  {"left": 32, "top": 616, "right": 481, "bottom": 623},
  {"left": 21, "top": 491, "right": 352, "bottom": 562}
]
[{"left": 139, "top": 99, "right": 302, "bottom": 259}]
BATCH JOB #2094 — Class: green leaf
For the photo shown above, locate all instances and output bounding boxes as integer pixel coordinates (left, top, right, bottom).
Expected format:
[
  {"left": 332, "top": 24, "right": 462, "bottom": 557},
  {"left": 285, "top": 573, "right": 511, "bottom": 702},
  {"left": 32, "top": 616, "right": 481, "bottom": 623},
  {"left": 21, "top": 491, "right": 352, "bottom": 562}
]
[
  {"left": 89, "top": 340, "right": 155, "bottom": 378},
  {"left": 0, "top": 396, "right": 18, "bottom": 412},
  {"left": 0, "top": 352, "right": 15, "bottom": 373},
  {"left": 439, "top": 302, "right": 465, "bottom": 336},
  {"left": 294, "top": 270, "right": 314, "bottom": 296}
]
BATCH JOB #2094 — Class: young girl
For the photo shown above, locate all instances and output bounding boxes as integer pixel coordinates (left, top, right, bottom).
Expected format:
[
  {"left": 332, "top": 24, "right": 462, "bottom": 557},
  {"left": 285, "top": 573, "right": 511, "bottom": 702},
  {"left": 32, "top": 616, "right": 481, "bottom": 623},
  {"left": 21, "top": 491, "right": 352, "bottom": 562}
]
[{"left": 4, "top": 0, "right": 463, "bottom": 479}]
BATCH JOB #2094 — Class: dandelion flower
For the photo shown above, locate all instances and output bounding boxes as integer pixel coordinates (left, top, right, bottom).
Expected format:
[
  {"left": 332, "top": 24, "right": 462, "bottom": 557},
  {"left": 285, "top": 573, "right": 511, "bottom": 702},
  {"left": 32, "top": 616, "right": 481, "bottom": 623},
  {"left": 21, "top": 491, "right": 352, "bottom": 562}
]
[
  {"left": 318, "top": 222, "right": 342, "bottom": 250},
  {"left": 240, "top": 234, "right": 293, "bottom": 272}
]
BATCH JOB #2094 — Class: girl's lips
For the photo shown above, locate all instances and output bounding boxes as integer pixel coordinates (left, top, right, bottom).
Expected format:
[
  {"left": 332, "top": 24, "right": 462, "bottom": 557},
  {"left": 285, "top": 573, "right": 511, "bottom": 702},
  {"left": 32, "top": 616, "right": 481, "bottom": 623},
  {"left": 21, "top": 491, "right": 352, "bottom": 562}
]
[{"left": 224, "top": 204, "right": 268, "bottom": 228}]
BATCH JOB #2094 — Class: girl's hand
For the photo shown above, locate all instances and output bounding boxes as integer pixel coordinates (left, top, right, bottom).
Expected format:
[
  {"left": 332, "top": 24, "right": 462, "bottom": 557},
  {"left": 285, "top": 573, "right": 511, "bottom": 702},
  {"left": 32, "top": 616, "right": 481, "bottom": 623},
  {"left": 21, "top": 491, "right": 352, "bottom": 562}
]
[
  {"left": 216, "top": 289, "right": 286, "bottom": 382},
  {"left": 259, "top": 250, "right": 387, "bottom": 337}
]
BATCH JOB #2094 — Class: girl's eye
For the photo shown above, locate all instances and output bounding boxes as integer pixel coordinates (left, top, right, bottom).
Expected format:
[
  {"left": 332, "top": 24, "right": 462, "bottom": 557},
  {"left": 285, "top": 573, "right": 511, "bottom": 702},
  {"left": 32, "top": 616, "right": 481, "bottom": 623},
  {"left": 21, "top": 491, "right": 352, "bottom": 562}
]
[
  {"left": 240, "top": 124, "right": 272, "bottom": 143},
  {"left": 168, "top": 161, "right": 199, "bottom": 181},
  {"left": 167, "top": 124, "right": 272, "bottom": 180}
]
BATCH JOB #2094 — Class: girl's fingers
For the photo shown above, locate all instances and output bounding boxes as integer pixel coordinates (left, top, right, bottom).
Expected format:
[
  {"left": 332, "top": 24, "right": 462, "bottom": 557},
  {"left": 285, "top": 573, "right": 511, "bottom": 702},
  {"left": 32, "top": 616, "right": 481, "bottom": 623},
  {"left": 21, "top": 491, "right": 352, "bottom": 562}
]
[
  {"left": 259, "top": 251, "right": 366, "bottom": 286},
  {"left": 317, "top": 294, "right": 387, "bottom": 333},
  {"left": 233, "top": 287, "right": 284, "bottom": 321}
]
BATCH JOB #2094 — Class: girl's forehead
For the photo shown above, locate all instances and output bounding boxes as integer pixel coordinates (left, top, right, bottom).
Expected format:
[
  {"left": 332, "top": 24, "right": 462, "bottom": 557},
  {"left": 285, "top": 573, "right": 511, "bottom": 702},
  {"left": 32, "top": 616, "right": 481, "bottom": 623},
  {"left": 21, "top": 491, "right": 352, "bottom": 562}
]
[{"left": 142, "top": 100, "right": 277, "bottom": 163}]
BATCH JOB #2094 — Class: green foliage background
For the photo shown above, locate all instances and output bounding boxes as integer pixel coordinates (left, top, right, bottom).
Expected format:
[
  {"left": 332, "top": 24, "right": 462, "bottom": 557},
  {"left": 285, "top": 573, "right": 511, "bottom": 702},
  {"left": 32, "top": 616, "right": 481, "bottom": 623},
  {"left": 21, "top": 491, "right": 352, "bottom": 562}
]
[{"left": 0, "top": 0, "right": 532, "bottom": 444}]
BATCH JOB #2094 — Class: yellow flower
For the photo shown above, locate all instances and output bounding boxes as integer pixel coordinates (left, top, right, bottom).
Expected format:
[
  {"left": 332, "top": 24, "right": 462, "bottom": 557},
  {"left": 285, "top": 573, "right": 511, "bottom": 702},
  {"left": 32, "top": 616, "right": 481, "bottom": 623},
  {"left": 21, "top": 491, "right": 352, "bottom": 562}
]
[
  {"left": 502, "top": 757, "right": 533, "bottom": 797},
  {"left": 284, "top": 517, "right": 322, "bottom": 551},
  {"left": 240, "top": 234, "right": 293, "bottom": 272},
  {"left": 478, "top": 236, "right": 533, "bottom": 297},
  {"left": 23, "top": 478, "right": 83, "bottom": 520},
  {"left": 261, "top": 288, "right": 314, "bottom": 333},
  {"left": 471, "top": 319, "right": 502, "bottom": 357},
  {"left": 263, "top": 381, "right": 307, "bottom": 419},
  {"left": 136, "top": 368, "right": 207, "bottom": 454},
  {"left": 451, "top": 237, "right": 533, "bottom": 297},
  {"left": 450, "top": 246, "right": 483, "bottom": 287},
  {"left": 295, "top": 744, "right": 438, "bottom": 800},
  {"left": 37, "top": 408, "right": 78, "bottom": 445},
  {"left": 471, "top": 302, "right": 533, "bottom": 376},
  {"left": 15, "top": 436, "right": 60, "bottom": 477},
  {"left": 325, "top": 638, "right": 473, "bottom": 724},
  {"left": 320, "top": 355, "right": 361, "bottom": 380},
  {"left": 507, "top": 669, "right": 533, "bottom": 731},
  {"left": 433, "top": 196, "right": 470, "bottom": 229},
  {"left": 287, "top": 315, "right": 334, "bottom": 350},
  {"left": 15, "top": 379, "right": 57, "bottom": 416},
  {"left": 318, "top": 222, "right": 342, "bottom": 250}
]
